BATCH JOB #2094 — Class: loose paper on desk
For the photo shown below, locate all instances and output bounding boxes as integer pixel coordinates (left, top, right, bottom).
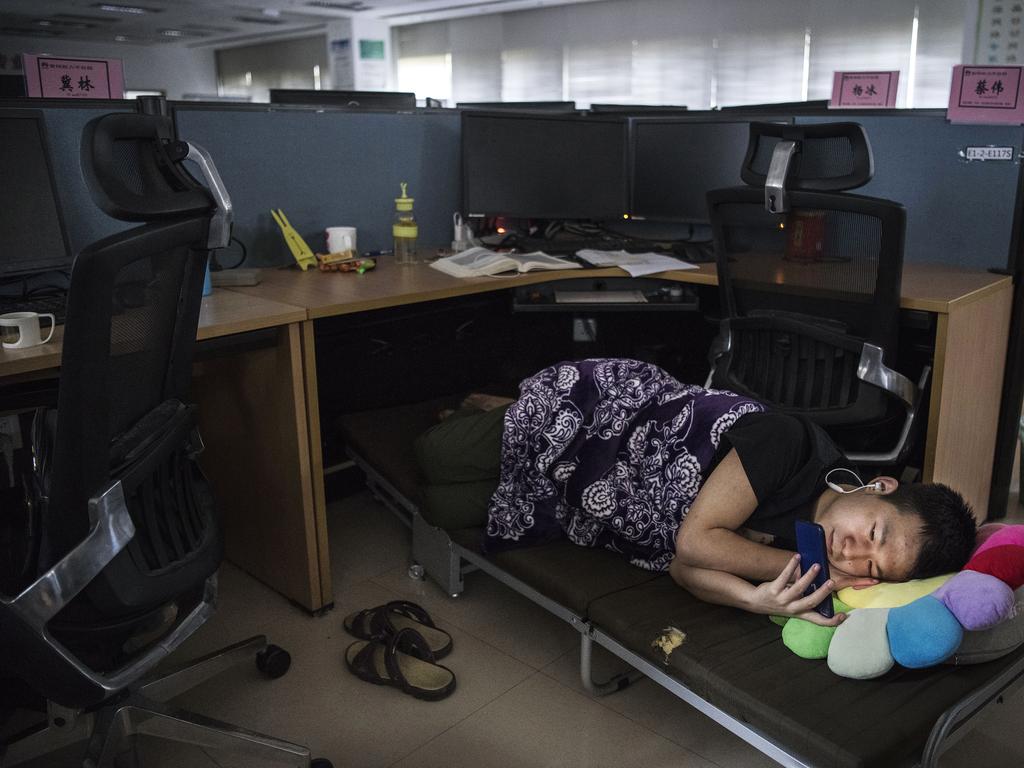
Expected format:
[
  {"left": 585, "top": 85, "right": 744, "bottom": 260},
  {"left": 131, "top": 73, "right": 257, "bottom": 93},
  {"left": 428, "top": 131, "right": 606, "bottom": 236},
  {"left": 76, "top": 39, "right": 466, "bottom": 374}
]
[
  {"left": 576, "top": 250, "right": 697, "bottom": 278},
  {"left": 431, "top": 247, "right": 580, "bottom": 278}
]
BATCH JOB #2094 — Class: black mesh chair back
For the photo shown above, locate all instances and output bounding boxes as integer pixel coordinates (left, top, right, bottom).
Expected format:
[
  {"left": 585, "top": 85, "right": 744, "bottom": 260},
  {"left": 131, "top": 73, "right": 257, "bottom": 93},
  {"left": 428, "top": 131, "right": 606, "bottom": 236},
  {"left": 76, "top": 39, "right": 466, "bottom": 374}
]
[
  {"left": 741, "top": 121, "right": 874, "bottom": 192},
  {"left": 708, "top": 122, "right": 918, "bottom": 463},
  {"left": 48, "top": 113, "right": 223, "bottom": 608},
  {"left": 0, "top": 113, "right": 228, "bottom": 706},
  {"left": 708, "top": 186, "right": 905, "bottom": 425}
]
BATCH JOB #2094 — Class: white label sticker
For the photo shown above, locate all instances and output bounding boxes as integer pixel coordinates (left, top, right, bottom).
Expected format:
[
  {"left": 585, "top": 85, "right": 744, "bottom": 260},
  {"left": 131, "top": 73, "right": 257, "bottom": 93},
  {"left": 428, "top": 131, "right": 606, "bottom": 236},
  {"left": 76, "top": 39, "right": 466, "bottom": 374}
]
[{"left": 963, "top": 146, "right": 1016, "bottom": 161}]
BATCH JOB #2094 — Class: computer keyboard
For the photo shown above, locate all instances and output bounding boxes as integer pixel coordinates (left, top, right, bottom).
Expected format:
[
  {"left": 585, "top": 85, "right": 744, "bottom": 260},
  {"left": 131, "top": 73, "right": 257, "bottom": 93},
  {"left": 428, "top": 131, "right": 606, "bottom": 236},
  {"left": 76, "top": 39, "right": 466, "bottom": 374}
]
[{"left": 0, "top": 293, "right": 67, "bottom": 325}]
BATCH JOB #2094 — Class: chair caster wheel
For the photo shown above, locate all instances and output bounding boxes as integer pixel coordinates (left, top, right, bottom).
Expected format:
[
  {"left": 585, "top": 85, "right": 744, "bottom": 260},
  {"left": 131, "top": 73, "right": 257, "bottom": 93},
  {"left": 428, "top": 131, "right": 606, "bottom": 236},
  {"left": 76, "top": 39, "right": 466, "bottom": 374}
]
[
  {"left": 408, "top": 563, "right": 425, "bottom": 581},
  {"left": 311, "top": 759, "right": 333, "bottom": 768},
  {"left": 256, "top": 644, "right": 291, "bottom": 679}
]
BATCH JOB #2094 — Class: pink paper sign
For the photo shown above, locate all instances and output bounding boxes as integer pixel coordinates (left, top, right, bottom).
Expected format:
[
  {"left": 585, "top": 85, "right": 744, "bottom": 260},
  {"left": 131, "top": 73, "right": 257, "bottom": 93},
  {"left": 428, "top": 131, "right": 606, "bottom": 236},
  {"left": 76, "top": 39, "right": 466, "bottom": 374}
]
[
  {"left": 947, "top": 65, "right": 1024, "bottom": 124},
  {"left": 830, "top": 71, "right": 899, "bottom": 108},
  {"left": 23, "top": 54, "right": 124, "bottom": 99}
]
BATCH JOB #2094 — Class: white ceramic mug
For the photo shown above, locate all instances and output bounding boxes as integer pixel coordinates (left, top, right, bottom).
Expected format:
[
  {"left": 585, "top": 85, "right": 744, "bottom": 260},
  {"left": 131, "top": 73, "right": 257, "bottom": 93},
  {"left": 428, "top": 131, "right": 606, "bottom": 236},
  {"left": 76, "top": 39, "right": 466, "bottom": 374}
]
[
  {"left": 0, "top": 311, "right": 56, "bottom": 349},
  {"left": 325, "top": 226, "right": 357, "bottom": 255}
]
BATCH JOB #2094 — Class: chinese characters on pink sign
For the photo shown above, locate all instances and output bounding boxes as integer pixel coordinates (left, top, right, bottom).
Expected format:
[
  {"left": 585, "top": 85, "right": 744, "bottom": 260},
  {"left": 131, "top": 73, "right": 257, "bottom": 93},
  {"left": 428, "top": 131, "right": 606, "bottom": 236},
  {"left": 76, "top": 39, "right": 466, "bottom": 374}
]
[
  {"left": 947, "top": 65, "right": 1024, "bottom": 124},
  {"left": 23, "top": 55, "right": 124, "bottom": 99},
  {"left": 830, "top": 71, "right": 899, "bottom": 109}
]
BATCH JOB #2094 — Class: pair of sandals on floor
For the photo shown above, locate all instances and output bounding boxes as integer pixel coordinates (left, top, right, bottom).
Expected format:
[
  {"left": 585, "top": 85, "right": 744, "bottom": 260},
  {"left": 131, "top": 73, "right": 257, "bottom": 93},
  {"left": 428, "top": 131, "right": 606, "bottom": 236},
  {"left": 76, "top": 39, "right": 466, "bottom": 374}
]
[{"left": 343, "top": 600, "right": 456, "bottom": 701}]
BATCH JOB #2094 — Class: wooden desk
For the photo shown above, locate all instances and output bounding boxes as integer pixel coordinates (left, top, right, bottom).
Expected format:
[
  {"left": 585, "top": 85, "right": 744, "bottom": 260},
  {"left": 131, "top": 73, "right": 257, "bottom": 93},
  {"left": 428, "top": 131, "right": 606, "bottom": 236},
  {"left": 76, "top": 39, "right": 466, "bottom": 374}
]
[
  {"left": 4, "top": 262, "right": 1008, "bottom": 614},
  {"left": 0, "top": 290, "right": 332, "bottom": 612},
  {"left": 219, "top": 260, "right": 1011, "bottom": 611}
]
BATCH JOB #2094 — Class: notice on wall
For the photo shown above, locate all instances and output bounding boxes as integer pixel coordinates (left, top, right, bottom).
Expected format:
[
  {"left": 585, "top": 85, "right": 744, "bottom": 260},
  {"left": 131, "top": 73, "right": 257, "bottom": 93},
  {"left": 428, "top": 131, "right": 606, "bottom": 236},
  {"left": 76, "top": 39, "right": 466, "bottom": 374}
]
[
  {"left": 829, "top": 71, "right": 899, "bottom": 108},
  {"left": 947, "top": 65, "right": 1024, "bottom": 124},
  {"left": 357, "top": 39, "right": 387, "bottom": 90},
  {"left": 330, "top": 38, "right": 354, "bottom": 89},
  {"left": 976, "top": 0, "right": 1023, "bottom": 65},
  {"left": 23, "top": 54, "right": 124, "bottom": 99}
]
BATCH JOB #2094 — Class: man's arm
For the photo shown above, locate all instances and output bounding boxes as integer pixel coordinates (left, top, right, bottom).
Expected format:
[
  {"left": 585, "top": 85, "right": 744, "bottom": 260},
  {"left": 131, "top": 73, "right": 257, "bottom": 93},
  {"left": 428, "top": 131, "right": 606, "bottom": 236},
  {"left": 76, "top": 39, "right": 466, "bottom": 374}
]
[
  {"left": 671, "top": 554, "right": 843, "bottom": 626},
  {"left": 669, "top": 447, "right": 846, "bottom": 624},
  {"left": 673, "top": 448, "right": 793, "bottom": 581}
]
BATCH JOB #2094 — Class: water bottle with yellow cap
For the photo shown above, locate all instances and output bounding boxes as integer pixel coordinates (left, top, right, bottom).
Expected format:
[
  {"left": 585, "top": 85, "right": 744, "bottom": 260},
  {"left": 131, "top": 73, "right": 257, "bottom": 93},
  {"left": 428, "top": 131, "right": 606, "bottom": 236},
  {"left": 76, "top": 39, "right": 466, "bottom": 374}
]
[{"left": 392, "top": 181, "right": 418, "bottom": 265}]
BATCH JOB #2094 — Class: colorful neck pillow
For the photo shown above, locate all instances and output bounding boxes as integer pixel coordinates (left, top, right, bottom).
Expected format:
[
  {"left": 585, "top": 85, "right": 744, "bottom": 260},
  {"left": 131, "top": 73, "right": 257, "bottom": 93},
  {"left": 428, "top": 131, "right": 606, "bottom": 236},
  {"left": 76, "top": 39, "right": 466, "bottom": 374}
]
[{"left": 775, "top": 523, "right": 1024, "bottom": 679}]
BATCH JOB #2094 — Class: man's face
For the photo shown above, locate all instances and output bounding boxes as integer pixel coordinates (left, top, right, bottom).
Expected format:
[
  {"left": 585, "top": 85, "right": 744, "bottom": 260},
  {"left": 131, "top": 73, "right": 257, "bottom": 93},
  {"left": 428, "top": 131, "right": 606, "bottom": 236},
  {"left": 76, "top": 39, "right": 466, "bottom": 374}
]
[{"left": 814, "top": 493, "right": 921, "bottom": 582}]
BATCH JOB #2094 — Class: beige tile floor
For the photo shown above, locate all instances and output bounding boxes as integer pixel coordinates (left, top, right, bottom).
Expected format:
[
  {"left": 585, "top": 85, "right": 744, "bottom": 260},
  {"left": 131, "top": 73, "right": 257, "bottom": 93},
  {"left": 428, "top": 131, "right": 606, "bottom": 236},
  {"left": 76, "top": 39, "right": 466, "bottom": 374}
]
[{"left": 6, "top": 490, "right": 1024, "bottom": 768}]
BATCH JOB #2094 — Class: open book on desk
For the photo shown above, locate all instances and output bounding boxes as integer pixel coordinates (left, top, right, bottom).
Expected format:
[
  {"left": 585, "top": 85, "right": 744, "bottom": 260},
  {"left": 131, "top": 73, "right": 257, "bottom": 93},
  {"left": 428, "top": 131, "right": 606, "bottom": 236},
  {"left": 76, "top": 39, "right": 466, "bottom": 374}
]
[{"left": 430, "top": 247, "right": 582, "bottom": 278}]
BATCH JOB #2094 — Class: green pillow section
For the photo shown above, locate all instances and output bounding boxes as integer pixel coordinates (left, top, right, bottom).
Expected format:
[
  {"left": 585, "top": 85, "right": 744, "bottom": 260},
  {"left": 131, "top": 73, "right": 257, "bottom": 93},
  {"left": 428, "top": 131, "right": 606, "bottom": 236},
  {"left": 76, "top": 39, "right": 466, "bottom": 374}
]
[{"left": 776, "top": 597, "right": 852, "bottom": 659}]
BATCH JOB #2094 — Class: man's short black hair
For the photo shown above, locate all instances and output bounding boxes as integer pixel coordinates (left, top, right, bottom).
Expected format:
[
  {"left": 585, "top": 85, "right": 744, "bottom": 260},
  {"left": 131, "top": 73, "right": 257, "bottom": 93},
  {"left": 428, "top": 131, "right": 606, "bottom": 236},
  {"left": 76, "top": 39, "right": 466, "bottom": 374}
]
[{"left": 887, "top": 483, "right": 977, "bottom": 579}]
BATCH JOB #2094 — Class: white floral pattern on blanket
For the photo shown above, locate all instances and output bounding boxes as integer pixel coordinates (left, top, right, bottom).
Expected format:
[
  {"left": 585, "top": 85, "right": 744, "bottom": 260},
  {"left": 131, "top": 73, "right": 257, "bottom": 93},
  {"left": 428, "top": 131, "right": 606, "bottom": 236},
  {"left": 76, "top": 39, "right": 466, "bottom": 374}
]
[{"left": 484, "top": 358, "right": 765, "bottom": 571}]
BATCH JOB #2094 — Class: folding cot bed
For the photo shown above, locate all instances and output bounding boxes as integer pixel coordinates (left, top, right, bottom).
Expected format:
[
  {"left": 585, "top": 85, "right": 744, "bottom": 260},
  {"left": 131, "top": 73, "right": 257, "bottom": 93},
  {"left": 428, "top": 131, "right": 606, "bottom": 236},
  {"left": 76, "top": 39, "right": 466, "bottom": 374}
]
[{"left": 338, "top": 397, "right": 1024, "bottom": 768}]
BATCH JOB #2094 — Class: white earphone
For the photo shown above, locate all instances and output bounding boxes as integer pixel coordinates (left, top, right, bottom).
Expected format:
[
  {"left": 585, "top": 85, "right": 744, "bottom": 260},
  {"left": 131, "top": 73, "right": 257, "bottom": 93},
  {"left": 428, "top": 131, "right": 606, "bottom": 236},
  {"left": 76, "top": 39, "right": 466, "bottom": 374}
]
[{"left": 825, "top": 467, "right": 883, "bottom": 494}]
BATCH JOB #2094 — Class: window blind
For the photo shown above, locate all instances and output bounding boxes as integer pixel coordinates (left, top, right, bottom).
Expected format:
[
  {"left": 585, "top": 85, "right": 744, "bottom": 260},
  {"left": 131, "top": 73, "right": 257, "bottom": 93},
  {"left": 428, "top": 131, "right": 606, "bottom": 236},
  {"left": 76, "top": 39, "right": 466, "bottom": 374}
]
[{"left": 392, "top": 0, "right": 965, "bottom": 110}]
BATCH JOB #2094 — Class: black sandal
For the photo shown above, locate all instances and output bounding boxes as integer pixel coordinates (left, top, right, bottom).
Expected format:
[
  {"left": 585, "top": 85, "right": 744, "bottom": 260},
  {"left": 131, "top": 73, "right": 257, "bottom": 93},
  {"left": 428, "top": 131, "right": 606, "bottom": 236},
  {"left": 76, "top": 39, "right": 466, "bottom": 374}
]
[
  {"left": 345, "top": 628, "right": 456, "bottom": 701},
  {"left": 343, "top": 600, "right": 453, "bottom": 659}
]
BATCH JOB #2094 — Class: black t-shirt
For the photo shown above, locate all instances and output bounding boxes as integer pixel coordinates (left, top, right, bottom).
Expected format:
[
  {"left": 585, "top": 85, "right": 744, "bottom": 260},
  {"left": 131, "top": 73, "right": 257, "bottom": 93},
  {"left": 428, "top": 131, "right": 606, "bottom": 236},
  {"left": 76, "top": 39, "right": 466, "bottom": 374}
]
[{"left": 713, "top": 411, "right": 853, "bottom": 551}]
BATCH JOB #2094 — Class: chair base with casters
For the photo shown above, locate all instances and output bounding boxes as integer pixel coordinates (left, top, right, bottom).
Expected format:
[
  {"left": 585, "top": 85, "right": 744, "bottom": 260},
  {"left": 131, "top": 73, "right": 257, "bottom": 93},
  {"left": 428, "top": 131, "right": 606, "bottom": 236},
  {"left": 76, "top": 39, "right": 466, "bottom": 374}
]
[
  {"left": 2, "top": 635, "right": 332, "bottom": 768},
  {"left": 0, "top": 471, "right": 331, "bottom": 768}
]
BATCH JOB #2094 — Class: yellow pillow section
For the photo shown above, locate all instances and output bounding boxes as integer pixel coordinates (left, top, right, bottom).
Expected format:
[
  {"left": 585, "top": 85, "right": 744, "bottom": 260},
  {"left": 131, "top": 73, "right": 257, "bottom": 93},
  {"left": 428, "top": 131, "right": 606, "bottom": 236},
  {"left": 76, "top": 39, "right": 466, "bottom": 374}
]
[{"left": 837, "top": 573, "right": 954, "bottom": 609}]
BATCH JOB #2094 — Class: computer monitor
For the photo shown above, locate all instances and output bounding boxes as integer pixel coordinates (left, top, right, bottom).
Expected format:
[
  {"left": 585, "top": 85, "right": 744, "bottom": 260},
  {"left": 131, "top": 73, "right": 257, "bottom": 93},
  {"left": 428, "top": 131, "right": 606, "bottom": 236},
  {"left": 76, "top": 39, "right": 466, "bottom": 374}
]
[
  {"left": 0, "top": 109, "right": 73, "bottom": 277},
  {"left": 630, "top": 119, "right": 754, "bottom": 223},
  {"left": 269, "top": 89, "right": 416, "bottom": 110},
  {"left": 461, "top": 111, "right": 629, "bottom": 220},
  {"left": 589, "top": 104, "right": 689, "bottom": 115},
  {"left": 458, "top": 101, "right": 577, "bottom": 112},
  {"left": 721, "top": 99, "right": 830, "bottom": 114}
]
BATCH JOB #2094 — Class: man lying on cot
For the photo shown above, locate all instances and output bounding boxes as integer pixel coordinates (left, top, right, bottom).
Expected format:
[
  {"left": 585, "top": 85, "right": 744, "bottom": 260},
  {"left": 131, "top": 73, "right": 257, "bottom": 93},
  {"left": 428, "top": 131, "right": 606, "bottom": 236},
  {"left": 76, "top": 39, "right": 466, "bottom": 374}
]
[{"left": 415, "top": 358, "right": 977, "bottom": 626}]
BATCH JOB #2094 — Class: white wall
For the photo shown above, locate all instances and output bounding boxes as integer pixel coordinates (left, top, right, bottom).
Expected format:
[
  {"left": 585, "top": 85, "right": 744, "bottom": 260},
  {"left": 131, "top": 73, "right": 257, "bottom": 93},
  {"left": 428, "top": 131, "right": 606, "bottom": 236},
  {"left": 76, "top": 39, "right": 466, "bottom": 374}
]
[{"left": 0, "top": 35, "right": 217, "bottom": 100}]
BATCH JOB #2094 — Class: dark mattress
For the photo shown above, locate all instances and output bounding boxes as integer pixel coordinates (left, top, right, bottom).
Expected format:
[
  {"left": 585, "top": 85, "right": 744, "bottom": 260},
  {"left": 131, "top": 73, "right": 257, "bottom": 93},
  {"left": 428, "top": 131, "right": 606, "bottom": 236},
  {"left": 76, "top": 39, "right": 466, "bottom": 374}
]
[{"left": 337, "top": 398, "right": 1024, "bottom": 768}]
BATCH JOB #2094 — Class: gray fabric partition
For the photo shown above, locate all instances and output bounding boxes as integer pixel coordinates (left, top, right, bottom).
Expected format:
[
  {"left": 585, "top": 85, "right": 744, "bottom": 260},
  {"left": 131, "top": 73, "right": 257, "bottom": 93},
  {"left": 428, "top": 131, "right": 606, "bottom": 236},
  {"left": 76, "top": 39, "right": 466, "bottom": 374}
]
[
  {"left": 798, "top": 115, "right": 1024, "bottom": 270},
  {"left": 172, "top": 107, "right": 462, "bottom": 267},
  {"left": 23, "top": 105, "right": 134, "bottom": 256}
]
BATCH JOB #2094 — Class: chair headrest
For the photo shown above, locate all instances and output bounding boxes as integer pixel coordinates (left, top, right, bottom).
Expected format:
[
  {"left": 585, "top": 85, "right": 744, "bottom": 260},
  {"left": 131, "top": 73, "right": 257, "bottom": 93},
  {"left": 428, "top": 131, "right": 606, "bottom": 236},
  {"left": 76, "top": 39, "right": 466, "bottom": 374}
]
[
  {"left": 741, "top": 122, "right": 874, "bottom": 193},
  {"left": 81, "top": 113, "right": 214, "bottom": 222}
]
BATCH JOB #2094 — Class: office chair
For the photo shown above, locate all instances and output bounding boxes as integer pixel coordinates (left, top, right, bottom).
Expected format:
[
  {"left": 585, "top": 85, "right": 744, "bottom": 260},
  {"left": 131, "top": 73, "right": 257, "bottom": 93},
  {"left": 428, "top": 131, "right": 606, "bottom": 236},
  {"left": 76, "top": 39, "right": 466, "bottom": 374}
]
[
  {"left": 705, "top": 122, "right": 927, "bottom": 466},
  {"left": 0, "top": 113, "right": 330, "bottom": 768}
]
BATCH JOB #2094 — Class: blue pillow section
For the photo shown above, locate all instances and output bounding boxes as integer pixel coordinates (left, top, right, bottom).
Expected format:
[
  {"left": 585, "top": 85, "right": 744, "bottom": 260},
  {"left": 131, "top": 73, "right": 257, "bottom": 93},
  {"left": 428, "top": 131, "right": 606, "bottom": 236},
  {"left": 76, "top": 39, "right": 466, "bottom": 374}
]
[{"left": 887, "top": 595, "right": 964, "bottom": 668}]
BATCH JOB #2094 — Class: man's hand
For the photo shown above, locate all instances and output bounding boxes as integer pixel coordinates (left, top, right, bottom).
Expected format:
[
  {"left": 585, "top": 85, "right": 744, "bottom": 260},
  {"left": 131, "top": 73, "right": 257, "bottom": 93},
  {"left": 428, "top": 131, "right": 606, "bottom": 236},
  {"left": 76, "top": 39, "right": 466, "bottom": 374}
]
[{"left": 748, "top": 554, "right": 846, "bottom": 627}]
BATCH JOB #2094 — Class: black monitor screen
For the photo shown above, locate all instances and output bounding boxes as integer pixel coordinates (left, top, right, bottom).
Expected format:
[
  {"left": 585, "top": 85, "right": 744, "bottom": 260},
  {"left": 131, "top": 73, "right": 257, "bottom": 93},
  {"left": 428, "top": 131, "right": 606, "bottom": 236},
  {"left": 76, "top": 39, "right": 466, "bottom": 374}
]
[
  {"left": 462, "top": 112, "right": 629, "bottom": 220},
  {"left": 631, "top": 120, "right": 752, "bottom": 223},
  {"left": 0, "top": 110, "right": 72, "bottom": 277}
]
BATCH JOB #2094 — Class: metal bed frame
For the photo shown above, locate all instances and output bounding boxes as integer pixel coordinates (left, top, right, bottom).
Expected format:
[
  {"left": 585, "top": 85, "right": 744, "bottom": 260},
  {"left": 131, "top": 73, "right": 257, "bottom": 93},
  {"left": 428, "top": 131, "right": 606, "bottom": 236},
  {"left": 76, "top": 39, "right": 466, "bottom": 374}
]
[{"left": 348, "top": 446, "right": 1024, "bottom": 768}]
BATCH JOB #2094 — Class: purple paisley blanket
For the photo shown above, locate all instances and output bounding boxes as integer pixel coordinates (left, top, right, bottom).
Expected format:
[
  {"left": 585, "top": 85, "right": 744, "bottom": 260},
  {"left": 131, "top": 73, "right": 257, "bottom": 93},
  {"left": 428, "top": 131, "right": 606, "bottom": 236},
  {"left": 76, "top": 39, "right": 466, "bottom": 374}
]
[{"left": 484, "top": 359, "right": 764, "bottom": 571}]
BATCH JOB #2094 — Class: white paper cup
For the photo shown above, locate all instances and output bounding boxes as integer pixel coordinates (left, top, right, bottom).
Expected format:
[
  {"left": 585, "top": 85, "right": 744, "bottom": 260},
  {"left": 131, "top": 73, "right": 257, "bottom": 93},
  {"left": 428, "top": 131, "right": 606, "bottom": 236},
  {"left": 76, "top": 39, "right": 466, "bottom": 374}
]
[
  {"left": 0, "top": 311, "right": 56, "bottom": 349},
  {"left": 326, "top": 226, "right": 357, "bottom": 254}
]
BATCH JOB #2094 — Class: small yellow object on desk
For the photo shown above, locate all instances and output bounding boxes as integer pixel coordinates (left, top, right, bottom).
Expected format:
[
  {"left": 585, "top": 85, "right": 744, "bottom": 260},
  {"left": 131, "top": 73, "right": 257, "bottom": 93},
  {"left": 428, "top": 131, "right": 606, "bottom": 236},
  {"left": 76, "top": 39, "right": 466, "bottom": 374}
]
[
  {"left": 315, "top": 252, "right": 376, "bottom": 273},
  {"left": 270, "top": 208, "right": 317, "bottom": 271}
]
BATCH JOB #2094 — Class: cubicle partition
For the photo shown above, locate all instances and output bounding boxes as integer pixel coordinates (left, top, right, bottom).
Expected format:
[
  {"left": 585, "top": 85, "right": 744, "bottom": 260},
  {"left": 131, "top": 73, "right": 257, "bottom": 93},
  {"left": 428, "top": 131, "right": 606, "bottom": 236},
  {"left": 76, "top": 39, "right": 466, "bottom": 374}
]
[
  {"left": 171, "top": 105, "right": 463, "bottom": 266},
  {"left": 798, "top": 114, "right": 1024, "bottom": 272},
  {"left": 0, "top": 102, "right": 134, "bottom": 256}
]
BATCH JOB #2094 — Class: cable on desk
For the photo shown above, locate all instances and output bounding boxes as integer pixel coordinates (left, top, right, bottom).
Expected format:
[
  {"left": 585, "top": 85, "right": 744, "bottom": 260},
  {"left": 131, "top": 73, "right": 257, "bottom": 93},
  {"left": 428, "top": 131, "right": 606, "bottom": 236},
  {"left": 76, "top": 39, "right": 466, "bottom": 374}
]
[{"left": 211, "top": 235, "right": 248, "bottom": 271}]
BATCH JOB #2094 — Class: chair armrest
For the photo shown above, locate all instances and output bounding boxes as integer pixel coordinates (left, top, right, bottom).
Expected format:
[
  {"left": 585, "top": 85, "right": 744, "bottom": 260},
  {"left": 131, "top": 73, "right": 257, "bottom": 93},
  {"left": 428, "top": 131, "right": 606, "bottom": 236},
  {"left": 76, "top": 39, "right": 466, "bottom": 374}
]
[
  {"left": 3, "top": 481, "right": 134, "bottom": 631},
  {"left": 847, "top": 364, "right": 931, "bottom": 465},
  {"left": 857, "top": 343, "right": 915, "bottom": 408}
]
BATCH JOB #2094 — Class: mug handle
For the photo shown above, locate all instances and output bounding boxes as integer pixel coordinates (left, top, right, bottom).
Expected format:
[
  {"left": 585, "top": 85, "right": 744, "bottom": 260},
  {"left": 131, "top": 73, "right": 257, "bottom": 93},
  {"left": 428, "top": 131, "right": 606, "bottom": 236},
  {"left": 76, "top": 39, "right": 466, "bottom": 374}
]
[{"left": 40, "top": 314, "right": 56, "bottom": 344}]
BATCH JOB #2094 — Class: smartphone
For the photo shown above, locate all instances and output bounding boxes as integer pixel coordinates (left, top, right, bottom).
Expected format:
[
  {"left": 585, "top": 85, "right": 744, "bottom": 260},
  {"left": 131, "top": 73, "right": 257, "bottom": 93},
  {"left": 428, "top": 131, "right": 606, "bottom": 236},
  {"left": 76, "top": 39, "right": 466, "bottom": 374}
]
[{"left": 794, "top": 520, "right": 834, "bottom": 619}]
